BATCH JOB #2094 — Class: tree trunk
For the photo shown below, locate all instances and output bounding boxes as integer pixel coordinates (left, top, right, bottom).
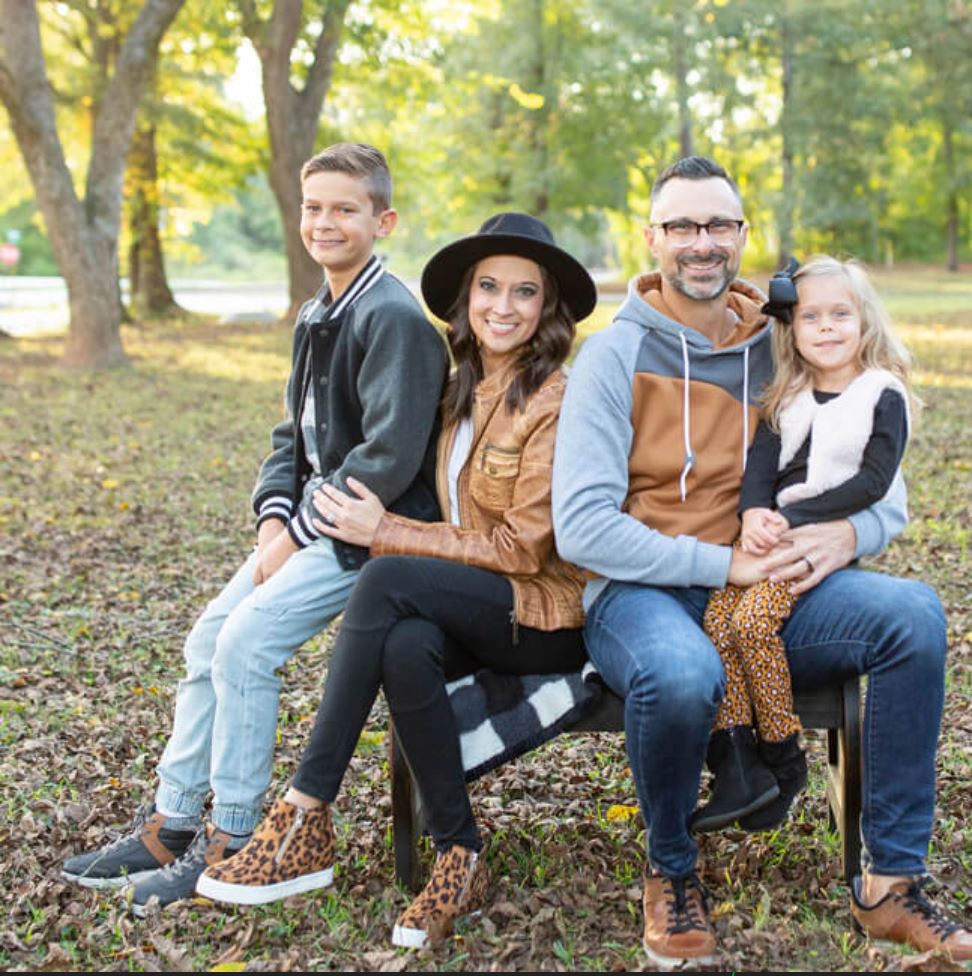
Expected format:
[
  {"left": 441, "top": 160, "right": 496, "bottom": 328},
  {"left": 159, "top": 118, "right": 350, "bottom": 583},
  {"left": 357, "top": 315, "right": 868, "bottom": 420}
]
[
  {"left": 942, "top": 118, "right": 959, "bottom": 272},
  {"left": 527, "top": 0, "right": 550, "bottom": 217},
  {"left": 127, "top": 121, "right": 180, "bottom": 318},
  {"left": 778, "top": 6, "right": 796, "bottom": 267},
  {"left": 672, "top": 8, "right": 694, "bottom": 158},
  {"left": 241, "top": 0, "right": 351, "bottom": 322},
  {"left": 0, "top": 0, "right": 186, "bottom": 368}
]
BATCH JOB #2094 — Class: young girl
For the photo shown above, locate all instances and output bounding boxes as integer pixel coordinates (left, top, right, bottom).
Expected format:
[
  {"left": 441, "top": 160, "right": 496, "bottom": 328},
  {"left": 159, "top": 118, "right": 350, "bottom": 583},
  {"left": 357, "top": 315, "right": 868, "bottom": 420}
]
[{"left": 692, "top": 255, "right": 914, "bottom": 833}]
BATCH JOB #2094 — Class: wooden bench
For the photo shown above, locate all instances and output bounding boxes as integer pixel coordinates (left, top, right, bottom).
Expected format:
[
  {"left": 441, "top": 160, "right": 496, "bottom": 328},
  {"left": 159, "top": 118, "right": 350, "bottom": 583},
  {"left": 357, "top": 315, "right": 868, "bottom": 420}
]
[{"left": 390, "top": 677, "right": 862, "bottom": 891}]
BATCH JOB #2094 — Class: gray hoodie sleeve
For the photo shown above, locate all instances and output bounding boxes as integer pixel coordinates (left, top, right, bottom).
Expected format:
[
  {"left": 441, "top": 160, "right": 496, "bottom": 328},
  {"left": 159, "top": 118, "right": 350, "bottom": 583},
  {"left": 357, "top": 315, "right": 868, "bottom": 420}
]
[
  {"left": 552, "top": 328, "right": 732, "bottom": 591},
  {"left": 848, "top": 466, "right": 907, "bottom": 557}
]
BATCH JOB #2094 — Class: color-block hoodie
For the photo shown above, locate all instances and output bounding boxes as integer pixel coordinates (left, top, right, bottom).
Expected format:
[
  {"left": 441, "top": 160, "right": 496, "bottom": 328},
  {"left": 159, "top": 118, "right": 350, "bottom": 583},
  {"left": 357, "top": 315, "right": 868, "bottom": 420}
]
[{"left": 552, "top": 273, "right": 907, "bottom": 610}]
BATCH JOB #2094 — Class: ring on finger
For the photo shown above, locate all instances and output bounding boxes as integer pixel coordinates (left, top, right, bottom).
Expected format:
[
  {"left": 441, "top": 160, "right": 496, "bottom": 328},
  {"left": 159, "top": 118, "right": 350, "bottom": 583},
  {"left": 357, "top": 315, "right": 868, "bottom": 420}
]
[{"left": 803, "top": 555, "right": 814, "bottom": 574}]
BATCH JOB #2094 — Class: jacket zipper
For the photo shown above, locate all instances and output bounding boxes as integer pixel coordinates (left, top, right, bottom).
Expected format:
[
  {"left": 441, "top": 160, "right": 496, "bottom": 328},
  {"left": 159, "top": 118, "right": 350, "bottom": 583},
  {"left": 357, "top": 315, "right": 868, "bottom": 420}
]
[{"left": 509, "top": 591, "right": 520, "bottom": 645}]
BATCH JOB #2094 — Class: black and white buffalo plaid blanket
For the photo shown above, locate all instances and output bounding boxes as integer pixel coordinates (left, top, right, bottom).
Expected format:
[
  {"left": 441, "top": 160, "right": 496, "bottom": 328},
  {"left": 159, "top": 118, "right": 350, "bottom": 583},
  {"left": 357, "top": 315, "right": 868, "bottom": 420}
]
[{"left": 445, "top": 661, "right": 604, "bottom": 781}]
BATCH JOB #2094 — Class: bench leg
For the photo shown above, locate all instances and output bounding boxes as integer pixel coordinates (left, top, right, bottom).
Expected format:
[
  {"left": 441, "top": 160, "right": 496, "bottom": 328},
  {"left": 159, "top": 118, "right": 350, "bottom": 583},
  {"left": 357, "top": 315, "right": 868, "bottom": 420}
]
[
  {"left": 825, "top": 678, "right": 863, "bottom": 883},
  {"left": 390, "top": 722, "right": 426, "bottom": 893}
]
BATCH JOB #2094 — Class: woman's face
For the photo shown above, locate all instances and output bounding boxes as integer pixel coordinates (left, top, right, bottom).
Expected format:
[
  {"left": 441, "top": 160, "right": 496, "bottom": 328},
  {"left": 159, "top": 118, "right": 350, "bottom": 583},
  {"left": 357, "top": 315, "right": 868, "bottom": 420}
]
[{"left": 467, "top": 254, "right": 545, "bottom": 373}]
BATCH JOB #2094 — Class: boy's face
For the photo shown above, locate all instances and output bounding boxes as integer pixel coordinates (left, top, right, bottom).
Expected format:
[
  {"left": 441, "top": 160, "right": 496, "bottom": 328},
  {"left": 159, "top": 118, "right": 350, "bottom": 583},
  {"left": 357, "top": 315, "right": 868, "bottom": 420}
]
[{"left": 300, "top": 171, "right": 396, "bottom": 276}]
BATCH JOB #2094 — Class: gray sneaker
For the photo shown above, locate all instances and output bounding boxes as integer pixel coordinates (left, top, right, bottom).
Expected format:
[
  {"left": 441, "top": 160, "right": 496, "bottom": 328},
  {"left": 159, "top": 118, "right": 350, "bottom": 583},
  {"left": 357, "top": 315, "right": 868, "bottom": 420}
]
[
  {"left": 126, "top": 823, "right": 241, "bottom": 917},
  {"left": 62, "top": 805, "right": 197, "bottom": 889}
]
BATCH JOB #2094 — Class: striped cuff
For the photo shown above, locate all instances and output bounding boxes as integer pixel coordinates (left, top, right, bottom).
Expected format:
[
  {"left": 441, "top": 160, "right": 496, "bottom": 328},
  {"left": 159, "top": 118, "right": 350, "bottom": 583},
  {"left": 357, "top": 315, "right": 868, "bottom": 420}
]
[
  {"left": 286, "top": 506, "right": 323, "bottom": 549},
  {"left": 256, "top": 494, "right": 294, "bottom": 528}
]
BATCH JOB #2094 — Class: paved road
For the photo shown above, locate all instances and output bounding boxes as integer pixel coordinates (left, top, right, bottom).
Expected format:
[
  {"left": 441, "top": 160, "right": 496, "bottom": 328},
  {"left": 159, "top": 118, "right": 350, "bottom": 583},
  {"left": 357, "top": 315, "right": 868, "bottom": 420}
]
[{"left": 0, "top": 277, "right": 292, "bottom": 337}]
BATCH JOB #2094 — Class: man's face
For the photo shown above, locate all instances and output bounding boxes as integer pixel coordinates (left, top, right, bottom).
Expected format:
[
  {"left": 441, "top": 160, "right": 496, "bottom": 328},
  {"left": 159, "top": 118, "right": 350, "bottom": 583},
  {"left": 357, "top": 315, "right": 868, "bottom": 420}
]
[{"left": 645, "top": 177, "right": 747, "bottom": 301}]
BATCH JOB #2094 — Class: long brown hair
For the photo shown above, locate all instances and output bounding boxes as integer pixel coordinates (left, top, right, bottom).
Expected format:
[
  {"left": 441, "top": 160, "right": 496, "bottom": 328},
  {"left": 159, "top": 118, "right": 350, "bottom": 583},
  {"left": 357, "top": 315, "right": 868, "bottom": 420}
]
[
  {"left": 761, "top": 256, "right": 917, "bottom": 430},
  {"left": 440, "top": 262, "right": 576, "bottom": 424}
]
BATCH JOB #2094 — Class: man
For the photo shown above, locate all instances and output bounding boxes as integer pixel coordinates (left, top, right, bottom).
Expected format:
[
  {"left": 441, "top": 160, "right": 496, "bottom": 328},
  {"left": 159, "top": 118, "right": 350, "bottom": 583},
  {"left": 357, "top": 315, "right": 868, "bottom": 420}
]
[{"left": 552, "top": 156, "right": 970, "bottom": 966}]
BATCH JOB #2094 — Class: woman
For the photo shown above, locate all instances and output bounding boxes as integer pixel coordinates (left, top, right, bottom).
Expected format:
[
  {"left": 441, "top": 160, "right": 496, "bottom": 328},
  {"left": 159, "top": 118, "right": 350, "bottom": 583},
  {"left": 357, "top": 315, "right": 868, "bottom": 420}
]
[{"left": 196, "top": 212, "right": 597, "bottom": 948}]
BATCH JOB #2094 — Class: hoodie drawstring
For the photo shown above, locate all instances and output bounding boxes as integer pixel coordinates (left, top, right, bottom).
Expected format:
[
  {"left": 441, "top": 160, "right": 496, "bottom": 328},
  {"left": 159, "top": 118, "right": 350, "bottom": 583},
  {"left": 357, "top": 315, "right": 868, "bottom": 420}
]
[
  {"left": 679, "top": 332, "right": 695, "bottom": 502},
  {"left": 741, "top": 345, "right": 750, "bottom": 472}
]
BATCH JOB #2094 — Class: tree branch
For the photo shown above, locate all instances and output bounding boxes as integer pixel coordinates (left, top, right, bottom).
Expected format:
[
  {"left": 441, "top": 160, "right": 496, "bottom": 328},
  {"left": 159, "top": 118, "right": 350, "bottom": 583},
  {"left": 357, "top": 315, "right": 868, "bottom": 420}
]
[{"left": 301, "top": 0, "right": 350, "bottom": 119}]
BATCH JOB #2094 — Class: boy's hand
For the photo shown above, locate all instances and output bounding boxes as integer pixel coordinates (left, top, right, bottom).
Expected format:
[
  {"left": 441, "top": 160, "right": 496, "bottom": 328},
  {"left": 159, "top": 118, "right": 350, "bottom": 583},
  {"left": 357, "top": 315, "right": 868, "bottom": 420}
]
[
  {"left": 312, "top": 476, "right": 386, "bottom": 549},
  {"left": 253, "top": 518, "right": 287, "bottom": 584},
  {"left": 740, "top": 507, "right": 789, "bottom": 555},
  {"left": 253, "top": 530, "right": 298, "bottom": 585}
]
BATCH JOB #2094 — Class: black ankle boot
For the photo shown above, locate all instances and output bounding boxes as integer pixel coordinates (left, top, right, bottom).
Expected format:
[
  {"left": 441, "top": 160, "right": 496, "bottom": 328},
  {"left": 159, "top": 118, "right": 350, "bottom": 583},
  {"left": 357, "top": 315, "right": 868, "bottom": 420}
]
[
  {"left": 738, "top": 732, "right": 808, "bottom": 831},
  {"left": 690, "top": 727, "right": 780, "bottom": 833}
]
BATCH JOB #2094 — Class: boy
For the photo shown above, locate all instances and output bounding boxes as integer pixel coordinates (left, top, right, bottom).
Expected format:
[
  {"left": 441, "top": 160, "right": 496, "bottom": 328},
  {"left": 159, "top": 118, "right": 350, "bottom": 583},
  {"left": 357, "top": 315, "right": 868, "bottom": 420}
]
[{"left": 61, "top": 143, "right": 447, "bottom": 914}]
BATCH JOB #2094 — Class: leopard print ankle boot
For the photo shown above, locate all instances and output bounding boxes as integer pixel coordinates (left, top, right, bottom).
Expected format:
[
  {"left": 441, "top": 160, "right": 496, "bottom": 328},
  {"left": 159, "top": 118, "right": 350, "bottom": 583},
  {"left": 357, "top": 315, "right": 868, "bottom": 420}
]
[
  {"left": 392, "top": 844, "right": 488, "bottom": 948},
  {"left": 196, "top": 797, "right": 335, "bottom": 906}
]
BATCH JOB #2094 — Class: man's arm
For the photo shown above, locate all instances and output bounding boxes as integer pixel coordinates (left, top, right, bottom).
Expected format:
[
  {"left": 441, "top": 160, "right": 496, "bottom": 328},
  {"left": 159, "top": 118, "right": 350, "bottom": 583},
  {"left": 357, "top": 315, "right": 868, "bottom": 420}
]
[
  {"left": 552, "top": 329, "right": 732, "bottom": 589},
  {"left": 764, "top": 472, "right": 908, "bottom": 595}
]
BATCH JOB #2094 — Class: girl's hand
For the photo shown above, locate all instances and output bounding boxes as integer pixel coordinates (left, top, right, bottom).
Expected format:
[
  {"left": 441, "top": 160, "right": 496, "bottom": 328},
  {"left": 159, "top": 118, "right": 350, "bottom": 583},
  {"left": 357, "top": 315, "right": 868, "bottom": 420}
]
[
  {"left": 312, "top": 476, "right": 386, "bottom": 548},
  {"left": 740, "top": 508, "right": 789, "bottom": 554}
]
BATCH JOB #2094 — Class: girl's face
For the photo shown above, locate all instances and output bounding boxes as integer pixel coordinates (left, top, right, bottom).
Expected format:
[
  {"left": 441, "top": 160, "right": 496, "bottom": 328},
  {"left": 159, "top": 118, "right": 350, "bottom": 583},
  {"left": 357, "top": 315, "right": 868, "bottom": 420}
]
[
  {"left": 792, "top": 274, "right": 863, "bottom": 392},
  {"left": 468, "top": 254, "right": 545, "bottom": 374}
]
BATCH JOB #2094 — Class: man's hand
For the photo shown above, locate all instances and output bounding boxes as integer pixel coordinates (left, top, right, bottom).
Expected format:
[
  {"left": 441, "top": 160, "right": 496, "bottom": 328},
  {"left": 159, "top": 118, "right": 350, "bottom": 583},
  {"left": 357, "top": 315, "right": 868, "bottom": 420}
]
[
  {"left": 253, "top": 528, "right": 299, "bottom": 585},
  {"left": 727, "top": 547, "right": 770, "bottom": 587},
  {"left": 762, "top": 519, "right": 857, "bottom": 596},
  {"left": 740, "top": 507, "right": 789, "bottom": 554}
]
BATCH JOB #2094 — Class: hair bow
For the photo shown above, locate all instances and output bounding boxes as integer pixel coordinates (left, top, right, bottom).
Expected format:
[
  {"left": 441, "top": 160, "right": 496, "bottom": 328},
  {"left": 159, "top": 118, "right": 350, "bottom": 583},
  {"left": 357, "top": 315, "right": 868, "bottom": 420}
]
[{"left": 760, "top": 256, "right": 800, "bottom": 324}]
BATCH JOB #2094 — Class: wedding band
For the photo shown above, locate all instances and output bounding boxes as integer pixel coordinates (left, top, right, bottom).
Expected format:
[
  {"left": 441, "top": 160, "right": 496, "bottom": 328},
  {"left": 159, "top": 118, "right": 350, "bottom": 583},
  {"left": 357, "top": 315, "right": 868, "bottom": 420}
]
[{"left": 803, "top": 555, "right": 815, "bottom": 573}]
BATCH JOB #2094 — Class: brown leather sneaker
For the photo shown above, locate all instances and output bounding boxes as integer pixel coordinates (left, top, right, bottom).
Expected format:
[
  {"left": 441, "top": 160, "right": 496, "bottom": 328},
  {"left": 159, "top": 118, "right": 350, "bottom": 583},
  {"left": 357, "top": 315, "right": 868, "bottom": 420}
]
[
  {"left": 851, "top": 876, "right": 972, "bottom": 961},
  {"left": 642, "top": 870, "right": 718, "bottom": 967},
  {"left": 196, "top": 797, "right": 336, "bottom": 906},
  {"left": 392, "top": 845, "right": 488, "bottom": 949}
]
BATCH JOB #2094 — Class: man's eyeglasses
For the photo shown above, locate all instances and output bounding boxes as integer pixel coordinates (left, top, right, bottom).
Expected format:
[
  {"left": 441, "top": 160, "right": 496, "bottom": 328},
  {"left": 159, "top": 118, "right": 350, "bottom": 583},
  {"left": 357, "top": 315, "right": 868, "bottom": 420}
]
[{"left": 652, "top": 218, "right": 744, "bottom": 247}]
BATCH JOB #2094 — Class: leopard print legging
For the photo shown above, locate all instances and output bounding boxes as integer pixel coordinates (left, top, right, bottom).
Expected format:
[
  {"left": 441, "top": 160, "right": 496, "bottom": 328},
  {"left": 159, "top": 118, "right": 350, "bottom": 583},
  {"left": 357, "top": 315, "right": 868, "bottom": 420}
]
[{"left": 704, "top": 578, "right": 802, "bottom": 742}]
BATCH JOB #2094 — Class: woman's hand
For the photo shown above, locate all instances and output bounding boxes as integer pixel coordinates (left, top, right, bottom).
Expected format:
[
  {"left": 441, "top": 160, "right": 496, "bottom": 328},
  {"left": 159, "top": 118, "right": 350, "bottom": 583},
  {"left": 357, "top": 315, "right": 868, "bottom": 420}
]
[{"left": 312, "top": 476, "right": 386, "bottom": 548}]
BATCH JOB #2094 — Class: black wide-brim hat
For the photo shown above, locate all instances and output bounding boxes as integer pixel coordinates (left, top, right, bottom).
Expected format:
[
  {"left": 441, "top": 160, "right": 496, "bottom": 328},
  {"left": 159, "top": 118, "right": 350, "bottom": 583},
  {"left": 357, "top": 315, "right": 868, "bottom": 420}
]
[{"left": 421, "top": 212, "right": 598, "bottom": 323}]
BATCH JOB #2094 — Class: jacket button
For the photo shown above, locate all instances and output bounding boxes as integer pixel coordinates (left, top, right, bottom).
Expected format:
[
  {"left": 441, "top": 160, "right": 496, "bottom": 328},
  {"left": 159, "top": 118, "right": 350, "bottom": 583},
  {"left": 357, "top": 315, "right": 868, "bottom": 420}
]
[
  {"left": 319, "top": 375, "right": 328, "bottom": 387},
  {"left": 488, "top": 466, "right": 497, "bottom": 474},
  {"left": 320, "top": 422, "right": 328, "bottom": 431}
]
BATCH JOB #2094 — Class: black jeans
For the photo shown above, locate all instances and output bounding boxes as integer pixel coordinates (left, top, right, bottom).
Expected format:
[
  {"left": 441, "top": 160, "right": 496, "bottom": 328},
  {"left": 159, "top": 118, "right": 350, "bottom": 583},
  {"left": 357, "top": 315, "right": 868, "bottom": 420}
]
[{"left": 291, "top": 555, "right": 586, "bottom": 850}]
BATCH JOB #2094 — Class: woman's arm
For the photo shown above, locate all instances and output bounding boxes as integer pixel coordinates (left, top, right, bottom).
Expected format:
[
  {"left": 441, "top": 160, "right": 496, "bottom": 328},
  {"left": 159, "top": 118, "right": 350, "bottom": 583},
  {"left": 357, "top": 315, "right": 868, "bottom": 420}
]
[{"left": 317, "top": 383, "right": 565, "bottom": 577}]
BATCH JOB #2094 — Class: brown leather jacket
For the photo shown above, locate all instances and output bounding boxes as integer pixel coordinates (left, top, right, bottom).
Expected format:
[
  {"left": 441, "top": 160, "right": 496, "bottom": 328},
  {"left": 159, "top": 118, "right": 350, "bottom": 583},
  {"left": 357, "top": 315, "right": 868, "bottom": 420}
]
[{"left": 371, "top": 364, "right": 585, "bottom": 631}]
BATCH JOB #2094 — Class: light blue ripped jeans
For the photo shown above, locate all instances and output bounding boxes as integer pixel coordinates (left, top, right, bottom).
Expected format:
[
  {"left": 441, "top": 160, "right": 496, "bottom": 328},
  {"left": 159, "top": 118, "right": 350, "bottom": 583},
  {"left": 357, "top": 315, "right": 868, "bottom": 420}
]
[{"left": 155, "top": 538, "right": 357, "bottom": 834}]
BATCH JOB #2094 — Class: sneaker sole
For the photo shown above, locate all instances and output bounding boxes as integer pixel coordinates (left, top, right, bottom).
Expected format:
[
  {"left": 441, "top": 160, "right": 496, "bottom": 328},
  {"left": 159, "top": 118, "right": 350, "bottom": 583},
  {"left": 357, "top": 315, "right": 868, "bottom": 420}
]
[
  {"left": 62, "top": 868, "right": 159, "bottom": 890},
  {"left": 195, "top": 865, "right": 334, "bottom": 906},
  {"left": 643, "top": 939, "right": 717, "bottom": 969},
  {"left": 690, "top": 783, "right": 780, "bottom": 833},
  {"left": 392, "top": 909, "right": 482, "bottom": 949}
]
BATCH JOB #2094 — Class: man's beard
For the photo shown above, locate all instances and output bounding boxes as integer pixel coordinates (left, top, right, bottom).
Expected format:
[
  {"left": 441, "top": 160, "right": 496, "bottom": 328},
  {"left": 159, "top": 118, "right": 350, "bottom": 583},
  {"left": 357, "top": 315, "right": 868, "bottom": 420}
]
[{"left": 666, "top": 250, "right": 737, "bottom": 301}]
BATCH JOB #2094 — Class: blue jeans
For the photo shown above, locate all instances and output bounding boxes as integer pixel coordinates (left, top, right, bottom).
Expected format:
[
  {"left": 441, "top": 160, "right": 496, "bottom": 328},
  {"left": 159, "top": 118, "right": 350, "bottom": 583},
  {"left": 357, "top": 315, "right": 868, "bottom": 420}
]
[
  {"left": 585, "top": 569, "right": 946, "bottom": 879},
  {"left": 155, "top": 539, "right": 358, "bottom": 834}
]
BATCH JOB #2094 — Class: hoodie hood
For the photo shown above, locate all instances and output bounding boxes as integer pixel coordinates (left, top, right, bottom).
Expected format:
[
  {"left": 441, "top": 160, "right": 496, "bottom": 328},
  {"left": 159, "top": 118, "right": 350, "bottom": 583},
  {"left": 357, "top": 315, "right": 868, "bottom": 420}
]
[
  {"left": 607, "top": 272, "right": 776, "bottom": 525},
  {"left": 620, "top": 271, "right": 770, "bottom": 351}
]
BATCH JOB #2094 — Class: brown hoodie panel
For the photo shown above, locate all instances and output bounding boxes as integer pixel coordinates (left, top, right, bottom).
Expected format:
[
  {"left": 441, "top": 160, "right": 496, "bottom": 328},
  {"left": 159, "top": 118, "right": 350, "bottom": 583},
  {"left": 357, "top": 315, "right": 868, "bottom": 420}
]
[{"left": 628, "top": 372, "right": 760, "bottom": 545}]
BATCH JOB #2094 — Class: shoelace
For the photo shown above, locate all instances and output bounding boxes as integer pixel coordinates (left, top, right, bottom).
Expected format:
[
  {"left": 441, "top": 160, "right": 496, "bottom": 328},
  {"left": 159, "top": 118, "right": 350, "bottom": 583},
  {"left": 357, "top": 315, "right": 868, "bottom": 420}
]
[
  {"left": 98, "top": 805, "right": 151, "bottom": 853},
  {"left": 902, "top": 879, "right": 963, "bottom": 940},
  {"left": 664, "top": 873, "right": 710, "bottom": 935},
  {"left": 155, "top": 826, "right": 211, "bottom": 880}
]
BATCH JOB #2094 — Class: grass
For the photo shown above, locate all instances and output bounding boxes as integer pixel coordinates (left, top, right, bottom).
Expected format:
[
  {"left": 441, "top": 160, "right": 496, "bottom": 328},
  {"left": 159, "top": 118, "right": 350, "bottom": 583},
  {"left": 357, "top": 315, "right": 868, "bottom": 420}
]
[{"left": 0, "top": 267, "right": 970, "bottom": 971}]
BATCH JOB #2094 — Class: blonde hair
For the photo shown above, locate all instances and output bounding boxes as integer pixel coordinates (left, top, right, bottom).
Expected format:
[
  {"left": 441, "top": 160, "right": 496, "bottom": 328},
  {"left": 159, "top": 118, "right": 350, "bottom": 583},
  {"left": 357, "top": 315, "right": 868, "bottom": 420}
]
[{"left": 762, "top": 255, "right": 917, "bottom": 429}]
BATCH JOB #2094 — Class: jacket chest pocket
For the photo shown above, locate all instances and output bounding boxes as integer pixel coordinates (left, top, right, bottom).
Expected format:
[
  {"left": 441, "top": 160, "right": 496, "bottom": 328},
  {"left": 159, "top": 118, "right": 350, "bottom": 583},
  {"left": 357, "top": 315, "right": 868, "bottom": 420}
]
[{"left": 471, "top": 443, "right": 521, "bottom": 511}]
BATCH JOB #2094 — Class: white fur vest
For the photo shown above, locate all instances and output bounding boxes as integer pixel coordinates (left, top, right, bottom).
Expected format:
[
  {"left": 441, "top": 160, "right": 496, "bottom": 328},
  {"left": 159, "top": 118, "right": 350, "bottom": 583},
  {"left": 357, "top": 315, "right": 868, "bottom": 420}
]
[{"left": 775, "top": 369, "right": 908, "bottom": 509}]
